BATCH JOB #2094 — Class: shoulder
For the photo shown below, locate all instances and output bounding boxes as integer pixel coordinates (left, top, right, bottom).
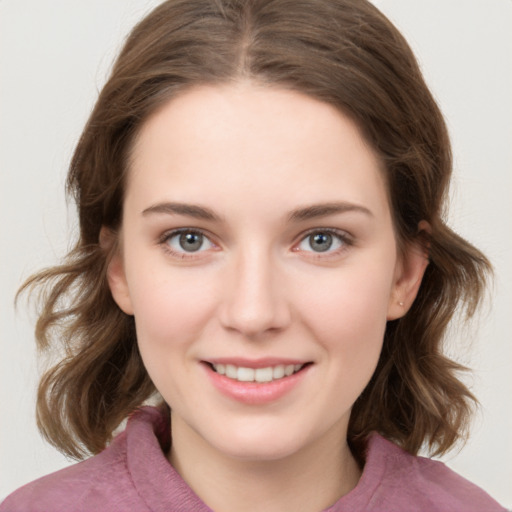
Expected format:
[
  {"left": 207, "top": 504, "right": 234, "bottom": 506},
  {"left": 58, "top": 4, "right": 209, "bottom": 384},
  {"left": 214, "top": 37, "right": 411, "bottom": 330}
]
[
  {"left": 0, "top": 407, "right": 209, "bottom": 512},
  {"left": 0, "top": 430, "right": 143, "bottom": 512},
  {"left": 344, "top": 433, "right": 507, "bottom": 512},
  {"left": 0, "top": 407, "right": 166, "bottom": 512}
]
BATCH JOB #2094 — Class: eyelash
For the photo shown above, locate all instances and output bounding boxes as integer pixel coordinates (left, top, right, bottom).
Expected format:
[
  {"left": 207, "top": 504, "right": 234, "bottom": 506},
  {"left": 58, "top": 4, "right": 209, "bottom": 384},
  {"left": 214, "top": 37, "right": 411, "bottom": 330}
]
[
  {"left": 158, "top": 228, "right": 217, "bottom": 260},
  {"left": 295, "top": 228, "right": 353, "bottom": 259},
  {"left": 158, "top": 227, "right": 353, "bottom": 260}
]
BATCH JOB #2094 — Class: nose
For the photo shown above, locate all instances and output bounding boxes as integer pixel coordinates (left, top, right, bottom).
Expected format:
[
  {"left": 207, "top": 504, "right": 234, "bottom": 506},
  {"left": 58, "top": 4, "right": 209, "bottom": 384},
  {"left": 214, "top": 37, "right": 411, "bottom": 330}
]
[{"left": 218, "top": 245, "right": 291, "bottom": 338}]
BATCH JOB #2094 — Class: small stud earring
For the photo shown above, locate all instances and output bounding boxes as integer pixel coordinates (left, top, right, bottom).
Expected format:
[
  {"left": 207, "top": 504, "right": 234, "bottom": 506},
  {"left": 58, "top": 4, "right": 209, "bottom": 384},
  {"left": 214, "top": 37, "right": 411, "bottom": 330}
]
[{"left": 399, "top": 301, "right": 404, "bottom": 307}]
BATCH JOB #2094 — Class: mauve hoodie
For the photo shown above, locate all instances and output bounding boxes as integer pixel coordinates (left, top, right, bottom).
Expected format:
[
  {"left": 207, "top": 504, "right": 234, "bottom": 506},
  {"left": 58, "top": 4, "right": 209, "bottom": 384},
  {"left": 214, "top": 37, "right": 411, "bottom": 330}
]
[{"left": 1, "top": 407, "right": 506, "bottom": 511}]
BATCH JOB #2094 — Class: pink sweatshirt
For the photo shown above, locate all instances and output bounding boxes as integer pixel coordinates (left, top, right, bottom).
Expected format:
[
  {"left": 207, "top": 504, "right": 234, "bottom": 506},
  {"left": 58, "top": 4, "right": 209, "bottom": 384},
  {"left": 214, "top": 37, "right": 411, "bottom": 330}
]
[{"left": 1, "top": 407, "right": 505, "bottom": 511}]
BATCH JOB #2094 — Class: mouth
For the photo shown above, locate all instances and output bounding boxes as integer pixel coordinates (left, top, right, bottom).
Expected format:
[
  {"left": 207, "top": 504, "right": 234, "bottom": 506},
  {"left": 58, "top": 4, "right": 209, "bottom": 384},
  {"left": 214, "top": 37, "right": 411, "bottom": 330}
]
[
  {"left": 205, "top": 361, "right": 312, "bottom": 383},
  {"left": 202, "top": 360, "right": 313, "bottom": 405}
]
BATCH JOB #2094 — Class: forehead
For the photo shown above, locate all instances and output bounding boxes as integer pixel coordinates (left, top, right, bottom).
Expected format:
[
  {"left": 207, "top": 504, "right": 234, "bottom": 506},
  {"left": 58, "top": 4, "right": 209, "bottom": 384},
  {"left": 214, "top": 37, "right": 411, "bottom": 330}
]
[{"left": 127, "top": 83, "right": 390, "bottom": 221}]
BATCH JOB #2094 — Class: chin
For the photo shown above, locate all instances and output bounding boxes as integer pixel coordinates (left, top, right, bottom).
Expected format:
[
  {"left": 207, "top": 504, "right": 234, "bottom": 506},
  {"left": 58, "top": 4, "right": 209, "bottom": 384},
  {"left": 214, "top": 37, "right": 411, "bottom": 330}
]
[{"left": 206, "top": 422, "right": 312, "bottom": 462}]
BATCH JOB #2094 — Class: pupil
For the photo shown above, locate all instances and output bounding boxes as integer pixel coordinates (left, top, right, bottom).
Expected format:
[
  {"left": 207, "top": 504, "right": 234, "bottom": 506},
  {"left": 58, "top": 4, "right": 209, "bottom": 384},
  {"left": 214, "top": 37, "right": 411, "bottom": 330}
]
[
  {"left": 310, "top": 233, "right": 332, "bottom": 252},
  {"left": 179, "top": 232, "right": 203, "bottom": 252}
]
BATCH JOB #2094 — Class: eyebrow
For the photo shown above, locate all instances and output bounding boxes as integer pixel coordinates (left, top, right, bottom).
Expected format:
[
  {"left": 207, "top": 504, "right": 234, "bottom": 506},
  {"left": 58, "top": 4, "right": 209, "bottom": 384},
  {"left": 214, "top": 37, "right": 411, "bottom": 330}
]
[
  {"left": 142, "top": 201, "right": 373, "bottom": 223},
  {"left": 287, "top": 201, "right": 373, "bottom": 222},
  {"left": 142, "top": 202, "right": 222, "bottom": 221}
]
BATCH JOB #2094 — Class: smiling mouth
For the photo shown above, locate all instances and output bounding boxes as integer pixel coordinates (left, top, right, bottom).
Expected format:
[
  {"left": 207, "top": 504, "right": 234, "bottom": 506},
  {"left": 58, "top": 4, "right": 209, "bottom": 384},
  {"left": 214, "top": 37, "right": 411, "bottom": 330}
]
[{"left": 208, "top": 363, "right": 310, "bottom": 383}]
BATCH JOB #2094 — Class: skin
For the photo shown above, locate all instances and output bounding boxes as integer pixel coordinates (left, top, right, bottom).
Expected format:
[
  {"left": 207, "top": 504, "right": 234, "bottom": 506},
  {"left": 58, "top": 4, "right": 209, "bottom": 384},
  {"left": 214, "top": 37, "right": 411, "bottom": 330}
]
[{"left": 106, "top": 83, "right": 428, "bottom": 512}]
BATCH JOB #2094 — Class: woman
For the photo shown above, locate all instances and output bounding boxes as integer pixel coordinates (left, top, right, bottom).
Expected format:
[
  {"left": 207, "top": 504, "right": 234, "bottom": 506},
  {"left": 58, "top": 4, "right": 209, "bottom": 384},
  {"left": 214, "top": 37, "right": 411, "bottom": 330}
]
[{"left": 1, "top": 0, "right": 506, "bottom": 510}]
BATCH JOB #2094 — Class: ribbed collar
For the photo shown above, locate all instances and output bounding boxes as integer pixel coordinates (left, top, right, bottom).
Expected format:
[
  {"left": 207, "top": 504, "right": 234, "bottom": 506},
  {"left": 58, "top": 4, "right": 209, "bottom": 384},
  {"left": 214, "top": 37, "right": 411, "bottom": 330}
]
[{"left": 125, "top": 406, "right": 390, "bottom": 512}]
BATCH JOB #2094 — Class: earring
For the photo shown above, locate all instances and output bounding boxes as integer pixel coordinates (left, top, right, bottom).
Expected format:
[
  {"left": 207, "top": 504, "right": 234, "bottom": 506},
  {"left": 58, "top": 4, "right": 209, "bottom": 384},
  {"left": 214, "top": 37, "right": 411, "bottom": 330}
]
[{"left": 399, "top": 301, "right": 404, "bottom": 307}]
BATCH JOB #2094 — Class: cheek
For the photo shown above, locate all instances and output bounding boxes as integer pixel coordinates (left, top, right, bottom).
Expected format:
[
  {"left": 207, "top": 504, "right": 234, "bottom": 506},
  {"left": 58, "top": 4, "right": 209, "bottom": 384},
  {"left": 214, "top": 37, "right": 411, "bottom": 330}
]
[
  {"left": 127, "top": 266, "right": 218, "bottom": 362},
  {"left": 128, "top": 271, "right": 220, "bottom": 407},
  {"left": 302, "top": 261, "right": 392, "bottom": 329},
  {"left": 296, "top": 258, "right": 394, "bottom": 371}
]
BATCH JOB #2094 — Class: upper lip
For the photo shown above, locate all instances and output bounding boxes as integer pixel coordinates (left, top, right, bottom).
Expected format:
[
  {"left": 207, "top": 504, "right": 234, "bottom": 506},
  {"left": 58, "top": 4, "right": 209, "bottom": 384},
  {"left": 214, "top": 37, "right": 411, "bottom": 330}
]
[{"left": 203, "top": 357, "right": 311, "bottom": 369}]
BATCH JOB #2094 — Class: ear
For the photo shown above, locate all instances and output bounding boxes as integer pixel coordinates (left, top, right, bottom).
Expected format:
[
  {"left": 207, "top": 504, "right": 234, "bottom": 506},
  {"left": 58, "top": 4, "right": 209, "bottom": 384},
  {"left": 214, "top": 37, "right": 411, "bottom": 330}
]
[
  {"left": 100, "top": 226, "right": 134, "bottom": 315},
  {"left": 387, "top": 221, "right": 430, "bottom": 320}
]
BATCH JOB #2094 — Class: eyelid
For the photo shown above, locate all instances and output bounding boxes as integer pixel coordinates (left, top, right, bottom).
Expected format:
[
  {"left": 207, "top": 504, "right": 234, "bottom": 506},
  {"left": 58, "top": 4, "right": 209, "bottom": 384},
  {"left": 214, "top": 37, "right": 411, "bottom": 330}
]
[
  {"left": 292, "top": 227, "right": 354, "bottom": 256},
  {"left": 157, "top": 226, "right": 354, "bottom": 261},
  {"left": 158, "top": 227, "right": 219, "bottom": 259}
]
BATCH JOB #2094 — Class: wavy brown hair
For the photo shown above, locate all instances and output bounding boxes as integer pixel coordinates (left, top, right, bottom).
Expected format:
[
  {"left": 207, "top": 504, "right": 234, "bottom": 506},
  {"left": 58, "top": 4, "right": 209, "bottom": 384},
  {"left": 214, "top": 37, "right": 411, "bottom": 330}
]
[{"left": 20, "top": 0, "right": 490, "bottom": 460}]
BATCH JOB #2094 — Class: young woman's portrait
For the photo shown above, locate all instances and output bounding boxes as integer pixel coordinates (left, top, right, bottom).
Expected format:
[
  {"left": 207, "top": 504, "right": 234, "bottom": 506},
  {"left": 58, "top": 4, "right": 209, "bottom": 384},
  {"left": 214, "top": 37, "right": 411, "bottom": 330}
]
[{"left": 1, "top": 0, "right": 510, "bottom": 510}]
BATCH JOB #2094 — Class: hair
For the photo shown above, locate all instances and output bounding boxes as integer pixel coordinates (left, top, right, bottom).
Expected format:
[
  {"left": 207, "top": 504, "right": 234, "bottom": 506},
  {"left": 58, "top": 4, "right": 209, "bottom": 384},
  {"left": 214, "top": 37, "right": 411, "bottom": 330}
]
[{"left": 20, "top": 0, "right": 491, "bottom": 461}]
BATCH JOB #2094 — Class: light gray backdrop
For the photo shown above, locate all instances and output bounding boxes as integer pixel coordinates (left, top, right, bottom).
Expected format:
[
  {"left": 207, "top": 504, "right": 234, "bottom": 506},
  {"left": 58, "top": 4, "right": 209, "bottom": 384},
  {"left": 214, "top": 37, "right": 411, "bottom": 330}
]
[{"left": 1, "top": 0, "right": 511, "bottom": 506}]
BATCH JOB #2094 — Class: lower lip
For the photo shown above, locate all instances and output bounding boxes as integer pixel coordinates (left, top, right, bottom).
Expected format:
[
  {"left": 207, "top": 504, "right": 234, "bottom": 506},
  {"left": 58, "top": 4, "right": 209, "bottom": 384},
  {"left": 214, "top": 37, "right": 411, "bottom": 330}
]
[{"left": 203, "top": 363, "right": 311, "bottom": 405}]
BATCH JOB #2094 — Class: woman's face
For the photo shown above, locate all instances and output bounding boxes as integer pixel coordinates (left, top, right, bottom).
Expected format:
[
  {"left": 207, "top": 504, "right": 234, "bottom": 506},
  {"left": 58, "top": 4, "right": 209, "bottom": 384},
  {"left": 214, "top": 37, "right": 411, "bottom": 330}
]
[{"left": 108, "top": 83, "right": 425, "bottom": 462}]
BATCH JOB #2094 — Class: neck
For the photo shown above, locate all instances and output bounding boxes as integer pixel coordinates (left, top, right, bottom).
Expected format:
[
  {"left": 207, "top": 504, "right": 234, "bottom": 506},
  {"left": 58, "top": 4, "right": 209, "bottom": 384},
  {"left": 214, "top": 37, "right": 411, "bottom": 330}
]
[{"left": 168, "top": 415, "right": 361, "bottom": 512}]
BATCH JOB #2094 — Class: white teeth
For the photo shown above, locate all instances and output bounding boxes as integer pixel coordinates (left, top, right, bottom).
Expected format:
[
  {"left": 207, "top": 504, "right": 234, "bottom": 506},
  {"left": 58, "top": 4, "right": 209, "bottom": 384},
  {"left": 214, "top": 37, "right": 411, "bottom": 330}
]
[
  {"left": 272, "top": 365, "right": 285, "bottom": 379},
  {"left": 237, "top": 367, "right": 255, "bottom": 382},
  {"left": 212, "top": 363, "right": 305, "bottom": 382},
  {"left": 226, "top": 364, "right": 237, "bottom": 379},
  {"left": 255, "top": 367, "right": 273, "bottom": 382}
]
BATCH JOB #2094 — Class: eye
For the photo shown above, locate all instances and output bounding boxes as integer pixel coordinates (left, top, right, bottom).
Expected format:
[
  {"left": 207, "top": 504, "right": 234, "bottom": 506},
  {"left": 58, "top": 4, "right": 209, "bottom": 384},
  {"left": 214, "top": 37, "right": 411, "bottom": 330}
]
[
  {"left": 296, "top": 229, "right": 350, "bottom": 254},
  {"left": 161, "top": 229, "right": 215, "bottom": 256}
]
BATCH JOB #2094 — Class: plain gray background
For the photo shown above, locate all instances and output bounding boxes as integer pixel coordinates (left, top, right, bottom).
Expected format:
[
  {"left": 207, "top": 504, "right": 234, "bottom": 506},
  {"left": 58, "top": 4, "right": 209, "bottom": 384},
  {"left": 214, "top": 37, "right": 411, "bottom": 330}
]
[{"left": 1, "top": 0, "right": 511, "bottom": 506}]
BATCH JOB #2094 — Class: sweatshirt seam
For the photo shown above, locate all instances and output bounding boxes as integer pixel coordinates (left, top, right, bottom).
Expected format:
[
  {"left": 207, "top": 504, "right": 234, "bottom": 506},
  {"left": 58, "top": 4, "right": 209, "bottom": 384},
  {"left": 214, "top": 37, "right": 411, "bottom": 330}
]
[{"left": 123, "top": 449, "right": 155, "bottom": 512}]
